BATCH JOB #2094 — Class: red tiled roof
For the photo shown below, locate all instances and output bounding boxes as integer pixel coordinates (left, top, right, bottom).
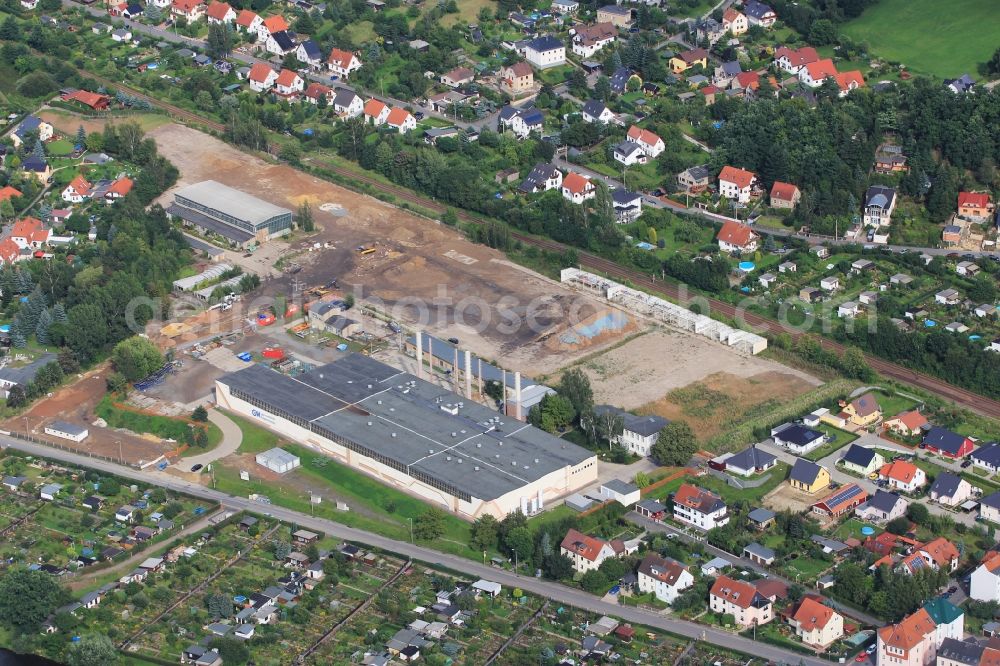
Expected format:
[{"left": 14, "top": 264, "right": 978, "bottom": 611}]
[
  {"left": 983, "top": 551, "right": 1000, "bottom": 574},
  {"left": 888, "top": 409, "right": 927, "bottom": 431},
  {"left": 560, "top": 528, "right": 609, "bottom": 562},
  {"left": 0, "top": 186, "right": 22, "bottom": 202},
  {"left": 700, "top": 85, "right": 719, "bottom": 96},
  {"left": 877, "top": 608, "right": 935, "bottom": 652},
  {"left": 235, "top": 9, "right": 258, "bottom": 27},
  {"left": 791, "top": 597, "right": 837, "bottom": 631},
  {"left": 12, "top": 217, "right": 44, "bottom": 239},
  {"left": 562, "top": 172, "right": 592, "bottom": 195},
  {"left": 108, "top": 177, "right": 133, "bottom": 197},
  {"left": 921, "top": 537, "right": 959, "bottom": 568},
  {"left": 275, "top": 69, "right": 300, "bottom": 87},
  {"left": 638, "top": 553, "right": 687, "bottom": 585},
  {"left": 386, "top": 107, "right": 412, "bottom": 127},
  {"left": 723, "top": 7, "right": 742, "bottom": 22},
  {"left": 803, "top": 58, "right": 838, "bottom": 81},
  {"left": 770, "top": 181, "right": 799, "bottom": 201},
  {"left": 205, "top": 1, "right": 232, "bottom": 20},
  {"left": 304, "top": 83, "right": 332, "bottom": 100},
  {"left": 0, "top": 238, "right": 19, "bottom": 263},
  {"left": 248, "top": 62, "right": 274, "bottom": 83},
  {"left": 719, "top": 165, "right": 756, "bottom": 189},
  {"left": 327, "top": 48, "right": 356, "bottom": 69},
  {"left": 774, "top": 46, "right": 819, "bottom": 68},
  {"left": 834, "top": 70, "right": 865, "bottom": 92},
  {"left": 262, "top": 15, "right": 288, "bottom": 33},
  {"left": 67, "top": 175, "right": 91, "bottom": 194},
  {"left": 364, "top": 99, "right": 388, "bottom": 117},
  {"left": 172, "top": 0, "right": 204, "bottom": 12},
  {"left": 716, "top": 220, "right": 756, "bottom": 248},
  {"left": 959, "top": 191, "right": 991, "bottom": 209},
  {"left": 674, "top": 483, "right": 725, "bottom": 514},
  {"left": 65, "top": 90, "right": 111, "bottom": 109},
  {"left": 575, "top": 22, "right": 616, "bottom": 45},
  {"left": 734, "top": 71, "right": 760, "bottom": 89},
  {"left": 626, "top": 125, "right": 661, "bottom": 148},
  {"left": 879, "top": 460, "right": 920, "bottom": 484},
  {"left": 710, "top": 575, "right": 761, "bottom": 609}
]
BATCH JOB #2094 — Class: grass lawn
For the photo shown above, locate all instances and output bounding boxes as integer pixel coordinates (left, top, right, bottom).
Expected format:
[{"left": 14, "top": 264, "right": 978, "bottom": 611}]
[
  {"left": 647, "top": 463, "right": 789, "bottom": 505},
  {"left": 875, "top": 391, "right": 919, "bottom": 418},
  {"left": 784, "top": 554, "right": 833, "bottom": 582},
  {"left": 840, "top": 0, "right": 1000, "bottom": 77},
  {"left": 441, "top": 0, "right": 492, "bottom": 26},
  {"left": 831, "top": 517, "right": 879, "bottom": 541},
  {"left": 803, "top": 426, "right": 858, "bottom": 461},
  {"left": 228, "top": 412, "right": 281, "bottom": 454},
  {"left": 47, "top": 139, "right": 75, "bottom": 156}
]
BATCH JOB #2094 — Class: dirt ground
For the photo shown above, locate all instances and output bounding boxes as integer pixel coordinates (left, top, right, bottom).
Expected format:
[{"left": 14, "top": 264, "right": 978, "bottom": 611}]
[
  {"left": 761, "top": 482, "right": 822, "bottom": 514},
  {"left": 8, "top": 367, "right": 175, "bottom": 466}
]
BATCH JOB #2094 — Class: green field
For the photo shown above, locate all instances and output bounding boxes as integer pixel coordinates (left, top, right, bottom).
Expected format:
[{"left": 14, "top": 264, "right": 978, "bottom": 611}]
[{"left": 840, "top": 0, "right": 999, "bottom": 77}]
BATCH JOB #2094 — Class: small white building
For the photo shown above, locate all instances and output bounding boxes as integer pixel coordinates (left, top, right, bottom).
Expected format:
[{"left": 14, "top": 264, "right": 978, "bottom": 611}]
[
  {"left": 255, "top": 447, "right": 301, "bottom": 474},
  {"left": 44, "top": 420, "right": 89, "bottom": 442},
  {"left": 39, "top": 483, "right": 62, "bottom": 501},
  {"left": 599, "top": 480, "right": 640, "bottom": 506},
  {"left": 820, "top": 276, "right": 840, "bottom": 292}
]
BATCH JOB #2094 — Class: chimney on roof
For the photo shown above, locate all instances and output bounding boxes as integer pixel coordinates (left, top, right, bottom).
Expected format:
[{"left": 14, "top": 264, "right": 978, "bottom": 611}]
[{"left": 415, "top": 330, "right": 423, "bottom": 379}]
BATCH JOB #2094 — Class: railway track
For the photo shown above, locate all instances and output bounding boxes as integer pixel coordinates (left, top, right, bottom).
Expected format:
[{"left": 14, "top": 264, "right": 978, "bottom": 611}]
[{"left": 87, "top": 74, "right": 1000, "bottom": 419}]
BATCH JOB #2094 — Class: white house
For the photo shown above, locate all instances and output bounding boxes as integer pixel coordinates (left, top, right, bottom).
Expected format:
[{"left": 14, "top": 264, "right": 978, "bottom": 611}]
[
  {"left": 718, "top": 166, "right": 758, "bottom": 204},
  {"left": 265, "top": 30, "right": 297, "bottom": 56},
  {"left": 581, "top": 100, "right": 615, "bottom": 125},
  {"left": 561, "top": 172, "right": 595, "bottom": 204},
  {"left": 247, "top": 63, "right": 277, "bottom": 92},
  {"left": 980, "top": 492, "right": 1000, "bottom": 525},
  {"left": 637, "top": 553, "right": 693, "bottom": 604},
  {"left": 559, "top": 528, "right": 625, "bottom": 573},
  {"left": 838, "top": 301, "right": 860, "bottom": 318},
  {"left": 333, "top": 89, "right": 364, "bottom": 118},
  {"left": 971, "top": 552, "right": 1000, "bottom": 602},
  {"left": 499, "top": 106, "right": 544, "bottom": 139},
  {"left": 673, "top": 484, "right": 728, "bottom": 531},
  {"left": 864, "top": 185, "right": 897, "bottom": 227},
  {"left": 39, "top": 483, "right": 62, "bottom": 501},
  {"left": 716, "top": 220, "right": 759, "bottom": 255},
  {"left": 44, "top": 421, "right": 89, "bottom": 442},
  {"left": 571, "top": 22, "right": 616, "bottom": 58},
  {"left": 522, "top": 35, "right": 565, "bottom": 69},
  {"left": 625, "top": 125, "right": 664, "bottom": 158},
  {"left": 205, "top": 1, "right": 236, "bottom": 24},
  {"left": 386, "top": 108, "right": 416, "bottom": 134},
  {"left": 273, "top": 69, "right": 304, "bottom": 97},
  {"left": 363, "top": 99, "right": 391, "bottom": 126},
  {"left": 62, "top": 175, "right": 92, "bottom": 204},
  {"left": 613, "top": 141, "right": 647, "bottom": 166},
  {"left": 327, "top": 48, "right": 362, "bottom": 79},
  {"left": 820, "top": 276, "right": 840, "bottom": 291},
  {"left": 723, "top": 446, "right": 777, "bottom": 477},
  {"left": 111, "top": 28, "right": 132, "bottom": 43}
]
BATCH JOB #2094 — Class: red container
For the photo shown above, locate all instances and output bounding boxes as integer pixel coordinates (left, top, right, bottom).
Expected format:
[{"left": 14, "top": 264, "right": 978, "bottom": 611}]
[
  {"left": 257, "top": 313, "right": 276, "bottom": 326},
  {"left": 262, "top": 347, "right": 284, "bottom": 359}
]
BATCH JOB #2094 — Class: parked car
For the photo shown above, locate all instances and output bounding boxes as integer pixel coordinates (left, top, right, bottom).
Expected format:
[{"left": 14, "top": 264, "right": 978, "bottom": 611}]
[{"left": 961, "top": 460, "right": 972, "bottom": 468}]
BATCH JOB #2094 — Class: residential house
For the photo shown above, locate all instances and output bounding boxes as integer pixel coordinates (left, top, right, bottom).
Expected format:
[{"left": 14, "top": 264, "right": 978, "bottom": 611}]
[
  {"left": 839, "top": 392, "right": 882, "bottom": 427},
  {"left": 0, "top": 186, "right": 21, "bottom": 206},
  {"left": 592, "top": 405, "right": 668, "bottom": 456},
  {"left": 982, "top": 492, "right": 1000, "bottom": 525},
  {"left": 385, "top": 108, "right": 416, "bottom": 134},
  {"left": 788, "top": 459, "right": 830, "bottom": 494},
  {"left": 901, "top": 538, "right": 960, "bottom": 575},
  {"left": 256, "top": 14, "right": 289, "bottom": 42},
  {"left": 612, "top": 189, "right": 643, "bottom": 223},
  {"left": 248, "top": 63, "right": 278, "bottom": 92},
  {"left": 716, "top": 220, "right": 759, "bottom": 254},
  {"left": 669, "top": 48, "right": 709, "bottom": 74},
  {"left": 723, "top": 446, "right": 777, "bottom": 477},
  {"left": 709, "top": 575, "right": 772, "bottom": 628},
  {"left": 21, "top": 156, "right": 51, "bottom": 183},
  {"left": 596, "top": 4, "right": 631, "bottom": 27},
  {"left": 834, "top": 70, "right": 865, "bottom": 96},
  {"left": 929, "top": 472, "right": 972, "bottom": 507},
  {"left": 303, "top": 83, "right": 334, "bottom": 105},
  {"left": 265, "top": 30, "right": 297, "bottom": 56},
  {"left": 958, "top": 191, "right": 993, "bottom": 220},
  {"left": 273, "top": 69, "right": 304, "bottom": 98},
  {"left": 499, "top": 105, "right": 544, "bottom": 139},
  {"left": 171, "top": 0, "right": 205, "bottom": 19},
  {"left": 774, "top": 46, "right": 820, "bottom": 75},
  {"left": 879, "top": 460, "right": 926, "bottom": 493},
  {"left": 695, "top": 18, "right": 725, "bottom": 45},
  {"left": 771, "top": 423, "right": 826, "bottom": 455},
  {"left": 743, "top": 542, "right": 775, "bottom": 565},
  {"left": 625, "top": 125, "right": 664, "bottom": 157},
  {"left": 718, "top": 165, "right": 758, "bottom": 203},
  {"left": 518, "top": 163, "right": 563, "bottom": 194},
  {"left": 787, "top": 597, "right": 843, "bottom": 648},
  {"left": 874, "top": 143, "right": 908, "bottom": 174},
  {"left": 613, "top": 141, "right": 647, "bottom": 166},
  {"left": 840, "top": 444, "right": 884, "bottom": 476},
  {"left": 205, "top": 1, "right": 235, "bottom": 23},
  {"left": 559, "top": 528, "right": 625, "bottom": 573},
  {"left": 798, "top": 58, "right": 838, "bottom": 87},
  {"left": 581, "top": 99, "right": 615, "bottom": 124},
  {"left": 923, "top": 427, "right": 975, "bottom": 459},
  {"left": 561, "top": 172, "right": 595, "bottom": 204},
  {"left": 324, "top": 48, "right": 361, "bottom": 80},
  {"left": 11, "top": 217, "right": 50, "bottom": 249},
  {"left": 294, "top": 40, "right": 323, "bottom": 69},
  {"left": 62, "top": 175, "right": 92, "bottom": 204},
  {"left": 333, "top": 89, "right": 363, "bottom": 118},
  {"left": 551, "top": 0, "right": 578, "bottom": 13},
  {"left": 441, "top": 66, "right": 474, "bottom": 88},
  {"left": 677, "top": 165, "right": 711, "bottom": 193},
  {"left": 855, "top": 490, "right": 907, "bottom": 523},
  {"left": 769, "top": 181, "right": 800, "bottom": 209},
  {"left": 864, "top": 185, "right": 897, "bottom": 227},
  {"left": 500, "top": 62, "right": 534, "bottom": 95},
  {"left": 877, "top": 607, "right": 939, "bottom": 666},
  {"left": 744, "top": 0, "right": 777, "bottom": 27},
  {"left": 609, "top": 66, "right": 640, "bottom": 93},
  {"left": 571, "top": 22, "right": 616, "bottom": 58},
  {"left": 972, "top": 443, "right": 1000, "bottom": 474},
  {"left": 672, "top": 484, "right": 728, "bottom": 530},
  {"left": 971, "top": 551, "right": 1000, "bottom": 602},
  {"left": 945, "top": 74, "right": 975, "bottom": 94},
  {"left": 713, "top": 60, "right": 742, "bottom": 87},
  {"left": 363, "top": 99, "right": 390, "bottom": 126},
  {"left": 721, "top": 7, "right": 747, "bottom": 35},
  {"left": 636, "top": 553, "right": 693, "bottom": 604},
  {"left": 884, "top": 410, "right": 928, "bottom": 438},
  {"left": 522, "top": 35, "right": 565, "bottom": 69},
  {"left": 235, "top": 10, "right": 263, "bottom": 35},
  {"left": 812, "top": 483, "right": 868, "bottom": 518}
]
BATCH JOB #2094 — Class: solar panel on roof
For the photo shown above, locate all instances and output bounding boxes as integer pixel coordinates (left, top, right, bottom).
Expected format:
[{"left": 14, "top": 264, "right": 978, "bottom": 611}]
[{"left": 827, "top": 484, "right": 864, "bottom": 507}]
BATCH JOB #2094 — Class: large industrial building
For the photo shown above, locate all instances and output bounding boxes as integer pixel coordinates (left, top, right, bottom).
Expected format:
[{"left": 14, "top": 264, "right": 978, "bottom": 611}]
[
  {"left": 167, "top": 180, "right": 293, "bottom": 248},
  {"left": 215, "top": 354, "right": 598, "bottom": 519}
]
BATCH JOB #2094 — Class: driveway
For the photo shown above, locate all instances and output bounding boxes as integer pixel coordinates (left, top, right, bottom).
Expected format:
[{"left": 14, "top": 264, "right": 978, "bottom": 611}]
[{"left": 176, "top": 408, "right": 242, "bottom": 469}]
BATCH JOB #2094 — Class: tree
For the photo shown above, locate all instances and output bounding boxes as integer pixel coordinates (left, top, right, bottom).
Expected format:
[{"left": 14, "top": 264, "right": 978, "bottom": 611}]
[
  {"left": 66, "top": 634, "right": 118, "bottom": 666},
  {"left": 207, "top": 593, "right": 232, "bottom": 619},
  {"left": 297, "top": 201, "right": 315, "bottom": 232},
  {"left": 530, "top": 394, "right": 575, "bottom": 433},
  {"left": 598, "top": 557, "right": 626, "bottom": 581},
  {"left": 470, "top": 514, "right": 499, "bottom": 552},
  {"left": 650, "top": 421, "right": 698, "bottom": 466},
  {"left": 75, "top": 125, "right": 87, "bottom": 148},
  {"left": 192, "top": 405, "right": 209, "bottom": 422},
  {"left": 558, "top": 368, "right": 593, "bottom": 419},
  {"left": 111, "top": 336, "right": 165, "bottom": 382},
  {"left": 543, "top": 553, "right": 574, "bottom": 580},
  {"left": 0, "top": 569, "right": 68, "bottom": 633},
  {"left": 210, "top": 637, "right": 250, "bottom": 665},
  {"left": 906, "top": 503, "right": 929, "bottom": 525},
  {"left": 206, "top": 23, "right": 233, "bottom": 58},
  {"left": 273, "top": 540, "right": 292, "bottom": 560},
  {"left": 839, "top": 346, "right": 872, "bottom": 380},
  {"left": 413, "top": 508, "right": 446, "bottom": 540},
  {"left": 633, "top": 471, "right": 651, "bottom": 488},
  {"left": 985, "top": 46, "right": 1000, "bottom": 76},
  {"left": 579, "top": 569, "right": 610, "bottom": 594},
  {"left": 885, "top": 516, "right": 911, "bottom": 535},
  {"left": 504, "top": 526, "right": 534, "bottom": 563}
]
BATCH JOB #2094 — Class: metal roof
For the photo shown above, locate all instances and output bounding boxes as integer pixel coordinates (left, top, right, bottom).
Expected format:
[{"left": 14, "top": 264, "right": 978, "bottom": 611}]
[
  {"left": 46, "top": 420, "right": 87, "bottom": 436},
  {"left": 172, "top": 180, "right": 291, "bottom": 227}
]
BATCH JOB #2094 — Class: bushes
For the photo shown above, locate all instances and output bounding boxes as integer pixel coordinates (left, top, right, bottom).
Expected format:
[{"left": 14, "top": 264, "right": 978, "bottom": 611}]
[{"left": 96, "top": 396, "right": 210, "bottom": 445}]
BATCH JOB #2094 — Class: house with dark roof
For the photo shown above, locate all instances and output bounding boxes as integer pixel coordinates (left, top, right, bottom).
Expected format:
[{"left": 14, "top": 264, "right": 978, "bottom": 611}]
[
  {"left": 636, "top": 552, "right": 693, "bottom": 604},
  {"left": 929, "top": 472, "right": 972, "bottom": 507},
  {"left": 922, "top": 427, "right": 974, "bottom": 459},
  {"left": 743, "top": 542, "right": 775, "bottom": 565},
  {"left": 723, "top": 446, "right": 777, "bottom": 477},
  {"left": 982, "top": 491, "right": 1000, "bottom": 525},
  {"left": 672, "top": 484, "right": 728, "bottom": 531},
  {"left": 788, "top": 459, "right": 830, "bottom": 494},
  {"left": 518, "top": 163, "right": 563, "bottom": 194},
  {"left": 840, "top": 444, "right": 884, "bottom": 476},
  {"left": 592, "top": 404, "right": 668, "bottom": 457},
  {"left": 945, "top": 74, "right": 975, "bottom": 94},
  {"left": 771, "top": 423, "right": 826, "bottom": 455},
  {"left": 611, "top": 189, "right": 643, "bottom": 223},
  {"left": 609, "top": 66, "right": 639, "bottom": 93},
  {"left": 747, "top": 507, "right": 775, "bottom": 530},
  {"left": 972, "top": 442, "right": 1000, "bottom": 473},
  {"left": 855, "top": 489, "right": 907, "bottom": 523},
  {"left": 581, "top": 99, "right": 615, "bottom": 125}
]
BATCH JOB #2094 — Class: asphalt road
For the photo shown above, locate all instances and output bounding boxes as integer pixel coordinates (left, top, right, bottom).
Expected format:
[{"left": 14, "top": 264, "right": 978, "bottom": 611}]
[{"left": 2, "top": 435, "right": 830, "bottom": 666}]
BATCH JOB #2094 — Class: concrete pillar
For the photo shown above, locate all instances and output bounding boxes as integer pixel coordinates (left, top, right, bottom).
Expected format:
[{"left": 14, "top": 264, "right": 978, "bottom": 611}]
[
  {"left": 515, "top": 372, "right": 522, "bottom": 421},
  {"left": 478, "top": 359, "right": 483, "bottom": 397},
  {"left": 465, "top": 350, "right": 472, "bottom": 399},
  {"left": 415, "top": 330, "right": 423, "bottom": 379},
  {"left": 501, "top": 371, "right": 507, "bottom": 416},
  {"left": 453, "top": 347, "right": 459, "bottom": 392}
]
